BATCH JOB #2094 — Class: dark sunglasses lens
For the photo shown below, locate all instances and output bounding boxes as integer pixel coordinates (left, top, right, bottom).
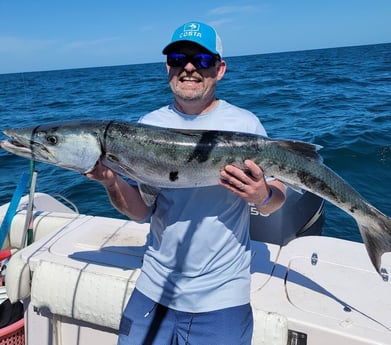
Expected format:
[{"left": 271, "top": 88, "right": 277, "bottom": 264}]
[
  {"left": 167, "top": 53, "right": 187, "bottom": 67},
  {"left": 167, "top": 53, "right": 217, "bottom": 69},
  {"left": 193, "top": 54, "right": 216, "bottom": 69}
]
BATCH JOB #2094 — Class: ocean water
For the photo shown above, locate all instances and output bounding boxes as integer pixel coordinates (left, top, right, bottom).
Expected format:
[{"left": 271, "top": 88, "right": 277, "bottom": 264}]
[{"left": 0, "top": 43, "right": 390, "bottom": 243}]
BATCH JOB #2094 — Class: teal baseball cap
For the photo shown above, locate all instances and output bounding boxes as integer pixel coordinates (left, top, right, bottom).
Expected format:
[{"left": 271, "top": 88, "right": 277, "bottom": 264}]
[{"left": 162, "top": 21, "right": 223, "bottom": 57}]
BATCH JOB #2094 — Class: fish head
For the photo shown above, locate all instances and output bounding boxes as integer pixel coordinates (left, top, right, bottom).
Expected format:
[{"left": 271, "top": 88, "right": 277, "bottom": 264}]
[{"left": 1, "top": 121, "right": 103, "bottom": 174}]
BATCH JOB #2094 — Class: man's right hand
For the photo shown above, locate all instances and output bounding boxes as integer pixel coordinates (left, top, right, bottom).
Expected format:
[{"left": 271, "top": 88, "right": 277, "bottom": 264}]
[
  {"left": 84, "top": 161, "right": 116, "bottom": 186},
  {"left": 84, "top": 160, "right": 149, "bottom": 220}
]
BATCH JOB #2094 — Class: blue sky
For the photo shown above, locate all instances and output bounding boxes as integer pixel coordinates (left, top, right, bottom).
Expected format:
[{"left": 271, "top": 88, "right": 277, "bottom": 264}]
[{"left": 0, "top": 0, "right": 390, "bottom": 74}]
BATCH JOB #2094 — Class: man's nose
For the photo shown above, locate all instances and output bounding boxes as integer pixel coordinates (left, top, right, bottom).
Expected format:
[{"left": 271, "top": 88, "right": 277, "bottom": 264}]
[{"left": 183, "top": 62, "right": 197, "bottom": 72}]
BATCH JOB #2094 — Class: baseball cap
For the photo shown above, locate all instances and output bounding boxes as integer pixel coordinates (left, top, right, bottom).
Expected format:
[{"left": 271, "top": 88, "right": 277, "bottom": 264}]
[{"left": 162, "top": 21, "right": 223, "bottom": 57}]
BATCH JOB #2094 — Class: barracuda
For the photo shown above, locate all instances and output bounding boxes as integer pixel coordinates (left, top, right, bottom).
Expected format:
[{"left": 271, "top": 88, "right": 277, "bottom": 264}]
[{"left": 1, "top": 120, "right": 391, "bottom": 274}]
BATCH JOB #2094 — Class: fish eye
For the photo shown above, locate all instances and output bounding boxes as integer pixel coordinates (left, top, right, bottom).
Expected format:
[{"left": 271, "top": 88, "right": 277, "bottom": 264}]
[{"left": 46, "top": 135, "right": 58, "bottom": 145}]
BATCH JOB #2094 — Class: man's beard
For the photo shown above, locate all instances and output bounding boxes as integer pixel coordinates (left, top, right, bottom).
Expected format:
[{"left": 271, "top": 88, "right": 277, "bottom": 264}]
[{"left": 171, "top": 84, "right": 205, "bottom": 102}]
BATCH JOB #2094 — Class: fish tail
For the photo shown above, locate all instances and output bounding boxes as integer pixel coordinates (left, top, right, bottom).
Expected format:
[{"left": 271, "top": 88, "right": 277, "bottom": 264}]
[{"left": 358, "top": 206, "right": 391, "bottom": 274}]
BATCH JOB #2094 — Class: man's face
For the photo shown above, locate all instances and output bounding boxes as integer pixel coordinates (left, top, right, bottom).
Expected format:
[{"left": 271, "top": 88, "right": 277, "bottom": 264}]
[{"left": 166, "top": 44, "right": 226, "bottom": 104}]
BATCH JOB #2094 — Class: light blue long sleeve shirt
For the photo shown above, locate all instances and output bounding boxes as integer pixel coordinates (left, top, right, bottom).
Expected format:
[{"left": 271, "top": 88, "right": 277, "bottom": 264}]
[{"left": 135, "top": 100, "right": 266, "bottom": 312}]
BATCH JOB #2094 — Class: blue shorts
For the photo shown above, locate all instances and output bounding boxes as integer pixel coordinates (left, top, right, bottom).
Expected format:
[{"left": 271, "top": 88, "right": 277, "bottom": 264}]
[{"left": 117, "top": 289, "right": 253, "bottom": 345}]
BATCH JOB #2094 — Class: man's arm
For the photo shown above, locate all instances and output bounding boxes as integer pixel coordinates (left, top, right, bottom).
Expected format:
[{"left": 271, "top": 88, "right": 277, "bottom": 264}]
[{"left": 85, "top": 161, "right": 149, "bottom": 220}]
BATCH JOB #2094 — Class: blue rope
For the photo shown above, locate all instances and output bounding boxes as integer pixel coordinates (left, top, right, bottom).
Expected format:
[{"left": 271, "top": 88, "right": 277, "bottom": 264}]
[{"left": 0, "top": 172, "right": 30, "bottom": 249}]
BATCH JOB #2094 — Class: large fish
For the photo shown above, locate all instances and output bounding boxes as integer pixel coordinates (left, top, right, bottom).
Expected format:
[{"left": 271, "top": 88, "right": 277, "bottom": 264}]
[{"left": 1, "top": 120, "right": 390, "bottom": 274}]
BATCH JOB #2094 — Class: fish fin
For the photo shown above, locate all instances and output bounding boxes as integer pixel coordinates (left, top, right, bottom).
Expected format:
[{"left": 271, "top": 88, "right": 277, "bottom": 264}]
[
  {"left": 277, "top": 140, "right": 323, "bottom": 162},
  {"left": 359, "top": 206, "right": 391, "bottom": 274},
  {"left": 138, "top": 184, "right": 160, "bottom": 207}
]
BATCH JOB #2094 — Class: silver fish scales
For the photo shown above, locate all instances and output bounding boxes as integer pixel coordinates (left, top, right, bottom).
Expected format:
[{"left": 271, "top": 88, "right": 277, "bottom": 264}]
[{"left": 1, "top": 120, "right": 391, "bottom": 274}]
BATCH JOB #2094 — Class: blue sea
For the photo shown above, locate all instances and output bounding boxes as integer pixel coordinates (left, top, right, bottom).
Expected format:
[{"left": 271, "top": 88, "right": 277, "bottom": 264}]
[{"left": 0, "top": 43, "right": 390, "bottom": 243}]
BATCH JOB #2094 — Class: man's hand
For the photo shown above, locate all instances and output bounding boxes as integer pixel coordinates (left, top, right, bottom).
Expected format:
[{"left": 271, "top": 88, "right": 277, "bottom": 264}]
[
  {"left": 219, "top": 160, "right": 269, "bottom": 204},
  {"left": 84, "top": 161, "right": 149, "bottom": 220},
  {"left": 84, "top": 161, "right": 116, "bottom": 187},
  {"left": 219, "top": 160, "right": 286, "bottom": 215}
]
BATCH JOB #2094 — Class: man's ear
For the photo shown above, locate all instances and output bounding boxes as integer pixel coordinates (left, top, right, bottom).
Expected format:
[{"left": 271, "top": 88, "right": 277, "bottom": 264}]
[{"left": 216, "top": 60, "right": 227, "bottom": 81}]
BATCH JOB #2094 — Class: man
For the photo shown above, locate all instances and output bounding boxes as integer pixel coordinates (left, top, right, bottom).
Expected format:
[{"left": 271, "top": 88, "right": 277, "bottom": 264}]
[{"left": 87, "top": 21, "right": 286, "bottom": 345}]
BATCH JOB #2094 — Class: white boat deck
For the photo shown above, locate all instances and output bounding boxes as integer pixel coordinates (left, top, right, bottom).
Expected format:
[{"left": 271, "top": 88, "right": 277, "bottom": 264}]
[{"left": 1, "top": 194, "right": 391, "bottom": 344}]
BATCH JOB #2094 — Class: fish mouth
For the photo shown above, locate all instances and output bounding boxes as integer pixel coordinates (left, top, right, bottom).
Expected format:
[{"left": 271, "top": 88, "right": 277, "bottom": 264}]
[
  {"left": 1, "top": 134, "right": 50, "bottom": 160},
  {"left": 8, "top": 137, "right": 29, "bottom": 148}
]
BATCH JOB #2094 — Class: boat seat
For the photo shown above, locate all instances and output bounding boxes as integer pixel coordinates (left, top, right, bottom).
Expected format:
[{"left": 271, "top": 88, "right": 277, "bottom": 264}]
[{"left": 6, "top": 213, "right": 288, "bottom": 344}]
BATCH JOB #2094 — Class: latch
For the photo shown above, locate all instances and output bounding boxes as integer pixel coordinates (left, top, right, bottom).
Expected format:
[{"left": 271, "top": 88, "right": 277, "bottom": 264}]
[{"left": 311, "top": 252, "right": 318, "bottom": 266}]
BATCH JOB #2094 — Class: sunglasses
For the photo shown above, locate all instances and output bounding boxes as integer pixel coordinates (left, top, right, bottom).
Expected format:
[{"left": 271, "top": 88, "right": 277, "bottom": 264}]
[{"left": 166, "top": 53, "right": 220, "bottom": 69}]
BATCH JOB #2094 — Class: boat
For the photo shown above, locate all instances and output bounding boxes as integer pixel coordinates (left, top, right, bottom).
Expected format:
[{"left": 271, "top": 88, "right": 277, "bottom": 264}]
[{"left": 0, "top": 190, "right": 390, "bottom": 345}]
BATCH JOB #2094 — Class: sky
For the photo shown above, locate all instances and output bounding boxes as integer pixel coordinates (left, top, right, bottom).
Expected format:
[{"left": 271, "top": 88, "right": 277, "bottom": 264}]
[{"left": 0, "top": 0, "right": 390, "bottom": 74}]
